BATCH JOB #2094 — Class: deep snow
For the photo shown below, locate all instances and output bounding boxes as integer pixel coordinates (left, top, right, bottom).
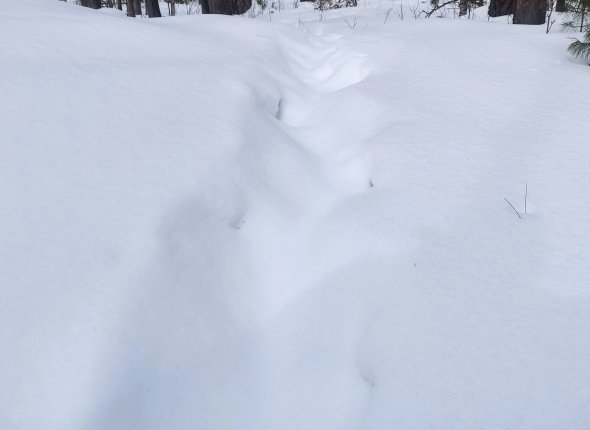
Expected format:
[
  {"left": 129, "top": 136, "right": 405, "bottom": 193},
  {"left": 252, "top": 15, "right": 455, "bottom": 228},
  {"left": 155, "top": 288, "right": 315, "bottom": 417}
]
[{"left": 1, "top": 1, "right": 590, "bottom": 429}]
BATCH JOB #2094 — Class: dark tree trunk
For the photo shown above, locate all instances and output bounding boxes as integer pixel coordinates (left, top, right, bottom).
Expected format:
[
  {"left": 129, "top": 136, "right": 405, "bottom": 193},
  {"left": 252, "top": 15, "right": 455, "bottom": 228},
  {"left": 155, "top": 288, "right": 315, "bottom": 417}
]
[
  {"left": 488, "top": 0, "right": 515, "bottom": 16},
  {"left": 80, "top": 0, "right": 102, "bottom": 8},
  {"left": 117, "top": 0, "right": 123, "bottom": 10},
  {"left": 555, "top": 0, "right": 566, "bottom": 11},
  {"left": 127, "top": 0, "right": 136, "bottom": 16},
  {"left": 146, "top": 0, "right": 162, "bottom": 16},
  {"left": 207, "top": 0, "right": 251, "bottom": 14},
  {"left": 514, "top": 0, "right": 546, "bottom": 23},
  {"left": 459, "top": 0, "right": 468, "bottom": 15},
  {"left": 170, "top": 0, "right": 176, "bottom": 15},
  {"left": 200, "top": 0, "right": 211, "bottom": 13},
  {"left": 134, "top": 0, "right": 142, "bottom": 16}
]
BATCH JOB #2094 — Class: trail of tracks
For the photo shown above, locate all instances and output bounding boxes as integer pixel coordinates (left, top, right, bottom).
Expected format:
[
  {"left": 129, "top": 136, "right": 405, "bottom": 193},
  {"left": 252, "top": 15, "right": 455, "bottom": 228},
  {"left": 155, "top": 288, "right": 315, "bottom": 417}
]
[
  {"left": 277, "top": 31, "right": 373, "bottom": 190},
  {"left": 232, "top": 29, "right": 382, "bottom": 430},
  {"left": 240, "top": 30, "right": 377, "bottom": 317}
]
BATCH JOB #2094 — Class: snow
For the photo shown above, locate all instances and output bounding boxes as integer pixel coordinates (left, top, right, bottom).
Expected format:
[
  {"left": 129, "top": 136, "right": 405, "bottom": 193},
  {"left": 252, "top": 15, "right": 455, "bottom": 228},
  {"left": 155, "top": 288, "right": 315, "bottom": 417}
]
[{"left": 1, "top": 0, "right": 590, "bottom": 429}]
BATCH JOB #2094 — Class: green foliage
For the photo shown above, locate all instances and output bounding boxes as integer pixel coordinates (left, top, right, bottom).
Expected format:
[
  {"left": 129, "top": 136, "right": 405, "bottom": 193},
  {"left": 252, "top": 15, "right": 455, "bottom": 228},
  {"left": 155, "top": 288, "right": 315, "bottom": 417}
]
[
  {"left": 315, "top": 0, "right": 356, "bottom": 10},
  {"left": 568, "top": 28, "right": 590, "bottom": 62},
  {"left": 562, "top": 0, "right": 590, "bottom": 62}
]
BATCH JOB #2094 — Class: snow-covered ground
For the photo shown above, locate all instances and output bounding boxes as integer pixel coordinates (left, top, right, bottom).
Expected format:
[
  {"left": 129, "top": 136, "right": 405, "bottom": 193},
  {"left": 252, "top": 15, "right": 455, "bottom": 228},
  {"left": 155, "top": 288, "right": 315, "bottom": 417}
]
[{"left": 1, "top": 0, "right": 589, "bottom": 429}]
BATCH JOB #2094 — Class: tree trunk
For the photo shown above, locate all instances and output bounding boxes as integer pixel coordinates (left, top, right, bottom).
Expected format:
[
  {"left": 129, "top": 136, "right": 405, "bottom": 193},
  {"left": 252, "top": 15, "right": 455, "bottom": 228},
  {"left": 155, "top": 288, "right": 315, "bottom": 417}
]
[
  {"left": 488, "top": 0, "right": 515, "bottom": 16},
  {"left": 171, "top": 0, "right": 176, "bottom": 15},
  {"left": 146, "top": 0, "right": 162, "bottom": 16},
  {"left": 555, "top": 0, "right": 566, "bottom": 12},
  {"left": 80, "top": 0, "right": 102, "bottom": 8},
  {"left": 207, "top": 0, "right": 251, "bottom": 14},
  {"left": 127, "top": 0, "right": 136, "bottom": 16},
  {"left": 514, "top": 0, "right": 546, "bottom": 23},
  {"left": 200, "top": 0, "right": 211, "bottom": 13},
  {"left": 117, "top": 0, "right": 123, "bottom": 10},
  {"left": 459, "top": 0, "right": 468, "bottom": 15},
  {"left": 134, "top": 0, "right": 142, "bottom": 16}
]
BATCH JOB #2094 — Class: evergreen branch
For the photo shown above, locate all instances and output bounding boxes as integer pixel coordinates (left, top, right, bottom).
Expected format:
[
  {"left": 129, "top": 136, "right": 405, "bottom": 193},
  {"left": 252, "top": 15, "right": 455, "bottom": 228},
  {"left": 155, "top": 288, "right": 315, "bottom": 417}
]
[{"left": 568, "top": 38, "right": 590, "bottom": 61}]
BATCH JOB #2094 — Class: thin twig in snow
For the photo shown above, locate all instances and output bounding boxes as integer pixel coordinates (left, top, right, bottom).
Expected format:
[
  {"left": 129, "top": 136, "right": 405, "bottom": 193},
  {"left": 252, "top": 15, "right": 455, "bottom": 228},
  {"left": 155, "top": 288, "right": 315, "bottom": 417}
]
[
  {"left": 504, "top": 197, "right": 522, "bottom": 219},
  {"left": 423, "top": 0, "right": 456, "bottom": 18},
  {"left": 344, "top": 15, "right": 358, "bottom": 29},
  {"left": 384, "top": 7, "right": 393, "bottom": 23},
  {"left": 524, "top": 184, "right": 529, "bottom": 215}
]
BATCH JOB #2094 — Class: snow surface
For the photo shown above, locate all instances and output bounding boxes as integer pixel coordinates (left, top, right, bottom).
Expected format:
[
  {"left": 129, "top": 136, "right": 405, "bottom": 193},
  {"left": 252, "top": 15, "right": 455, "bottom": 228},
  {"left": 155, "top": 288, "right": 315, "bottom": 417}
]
[{"left": 1, "top": 1, "right": 590, "bottom": 429}]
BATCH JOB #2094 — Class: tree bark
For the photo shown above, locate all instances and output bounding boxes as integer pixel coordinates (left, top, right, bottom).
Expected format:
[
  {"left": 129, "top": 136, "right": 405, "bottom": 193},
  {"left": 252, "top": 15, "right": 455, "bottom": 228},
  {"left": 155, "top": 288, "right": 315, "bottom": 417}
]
[
  {"left": 127, "top": 0, "right": 136, "bottom": 16},
  {"left": 200, "top": 0, "right": 211, "bottom": 13},
  {"left": 514, "top": 0, "right": 546, "bottom": 23},
  {"left": 80, "top": 0, "right": 102, "bottom": 8},
  {"left": 207, "top": 0, "right": 251, "bottom": 14},
  {"left": 555, "top": 0, "right": 566, "bottom": 12},
  {"left": 459, "top": 0, "right": 468, "bottom": 15},
  {"left": 134, "top": 0, "right": 142, "bottom": 16},
  {"left": 146, "top": 0, "right": 162, "bottom": 16},
  {"left": 488, "top": 0, "right": 515, "bottom": 16},
  {"left": 117, "top": 0, "right": 123, "bottom": 10}
]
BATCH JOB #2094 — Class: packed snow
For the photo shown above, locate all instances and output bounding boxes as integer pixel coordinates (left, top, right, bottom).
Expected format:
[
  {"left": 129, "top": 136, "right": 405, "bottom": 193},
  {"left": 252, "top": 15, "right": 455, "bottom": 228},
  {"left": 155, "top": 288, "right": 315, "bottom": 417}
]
[{"left": 1, "top": 0, "right": 589, "bottom": 429}]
